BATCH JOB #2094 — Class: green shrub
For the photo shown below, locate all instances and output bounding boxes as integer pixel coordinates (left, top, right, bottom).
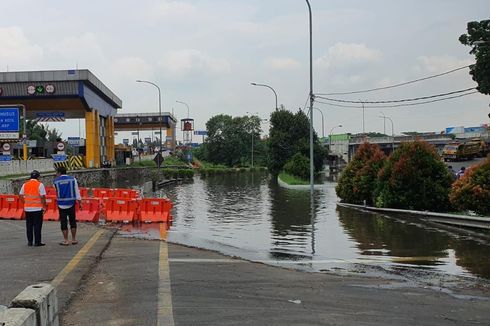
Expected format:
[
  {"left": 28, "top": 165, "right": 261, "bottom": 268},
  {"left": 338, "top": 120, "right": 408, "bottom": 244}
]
[
  {"left": 449, "top": 157, "right": 490, "bottom": 215},
  {"left": 283, "top": 153, "right": 309, "bottom": 180},
  {"left": 375, "top": 140, "right": 452, "bottom": 212},
  {"left": 336, "top": 142, "right": 386, "bottom": 205}
]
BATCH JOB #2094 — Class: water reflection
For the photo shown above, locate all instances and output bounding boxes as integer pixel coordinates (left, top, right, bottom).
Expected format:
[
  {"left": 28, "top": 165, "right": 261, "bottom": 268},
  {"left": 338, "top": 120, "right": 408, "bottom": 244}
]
[{"left": 157, "top": 173, "right": 490, "bottom": 278}]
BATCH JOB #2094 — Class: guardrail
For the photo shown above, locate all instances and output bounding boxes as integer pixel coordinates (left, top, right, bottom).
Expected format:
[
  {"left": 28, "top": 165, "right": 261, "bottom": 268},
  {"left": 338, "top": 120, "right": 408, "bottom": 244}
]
[{"left": 337, "top": 202, "right": 490, "bottom": 230}]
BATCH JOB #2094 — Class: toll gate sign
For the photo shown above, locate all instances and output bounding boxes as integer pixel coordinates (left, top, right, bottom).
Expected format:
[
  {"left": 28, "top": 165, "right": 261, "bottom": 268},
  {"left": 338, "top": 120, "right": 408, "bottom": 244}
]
[{"left": 0, "top": 106, "right": 20, "bottom": 140}]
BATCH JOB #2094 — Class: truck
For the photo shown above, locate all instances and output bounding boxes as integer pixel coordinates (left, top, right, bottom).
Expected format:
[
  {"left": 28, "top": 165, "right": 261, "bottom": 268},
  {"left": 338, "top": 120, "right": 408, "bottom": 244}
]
[{"left": 442, "top": 141, "right": 481, "bottom": 161}]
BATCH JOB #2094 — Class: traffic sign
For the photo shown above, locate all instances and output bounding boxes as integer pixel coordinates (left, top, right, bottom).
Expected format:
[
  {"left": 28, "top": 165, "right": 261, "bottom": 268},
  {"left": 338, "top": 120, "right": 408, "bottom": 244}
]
[
  {"left": 123, "top": 139, "right": 129, "bottom": 145},
  {"left": 51, "top": 154, "right": 67, "bottom": 162},
  {"left": 0, "top": 107, "right": 20, "bottom": 133},
  {"left": 153, "top": 153, "right": 164, "bottom": 166},
  {"left": 35, "top": 112, "right": 65, "bottom": 122},
  {"left": 67, "top": 137, "right": 80, "bottom": 146},
  {"left": 2, "top": 143, "right": 10, "bottom": 151},
  {"left": 57, "top": 142, "right": 65, "bottom": 151},
  {"left": 194, "top": 130, "right": 208, "bottom": 136},
  {"left": 0, "top": 155, "right": 12, "bottom": 162}
]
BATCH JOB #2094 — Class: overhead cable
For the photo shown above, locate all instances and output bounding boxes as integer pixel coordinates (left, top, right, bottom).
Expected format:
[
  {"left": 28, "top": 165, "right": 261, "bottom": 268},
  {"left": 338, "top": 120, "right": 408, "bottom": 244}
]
[
  {"left": 315, "top": 87, "right": 476, "bottom": 104},
  {"left": 315, "top": 90, "right": 478, "bottom": 109},
  {"left": 315, "top": 65, "right": 471, "bottom": 96}
]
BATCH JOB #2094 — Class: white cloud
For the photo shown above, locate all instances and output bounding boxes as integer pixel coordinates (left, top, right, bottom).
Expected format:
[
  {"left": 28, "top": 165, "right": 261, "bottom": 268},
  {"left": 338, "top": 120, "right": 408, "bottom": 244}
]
[
  {"left": 47, "top": 33, "right": 105, "bottom": 60},
  {"left": 414, "top": 55, "right": 474, "bottom": 73},
  {"left": 315, "top": 43, "right": 382, "bottom": 70},
  {"left": 147, "top": 0, "right": 197, "bottom": 21},
  {"left": 108, "top": 56, "right": 153, "bottom": 90},
  {"left": 0, "top": 27, "right": 43, "bottom": 66},
  {"left": 265, "top": 57, "right": 301, "bottom": 71},
  {"left": 158, "top": 49, "right": 231, "bottom": 77}
]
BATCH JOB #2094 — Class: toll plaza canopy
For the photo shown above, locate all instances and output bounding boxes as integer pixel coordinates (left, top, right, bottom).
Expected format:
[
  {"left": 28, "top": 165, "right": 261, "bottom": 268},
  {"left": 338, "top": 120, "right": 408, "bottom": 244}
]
[
  {"left": 114, "top": 113, "right": 177, "bottom": 149},
  {"left": 0, "top": 69, "right": 122, "bottom": 168}
]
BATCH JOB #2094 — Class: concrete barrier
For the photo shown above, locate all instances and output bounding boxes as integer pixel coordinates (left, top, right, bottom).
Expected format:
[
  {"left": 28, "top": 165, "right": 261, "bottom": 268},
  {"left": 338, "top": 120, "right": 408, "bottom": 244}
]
[
  {"left": 0, "top": 160, "right": 54, "bottom": 177},
  {"left": 0, "top": 308, "right": 37, "bottom": 326},
  {"left": 9, "top": 283, "right": 58, "bottom": 326}
]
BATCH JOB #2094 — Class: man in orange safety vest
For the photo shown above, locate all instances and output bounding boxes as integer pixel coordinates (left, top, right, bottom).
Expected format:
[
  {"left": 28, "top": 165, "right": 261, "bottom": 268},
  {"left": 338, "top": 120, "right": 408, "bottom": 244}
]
[{"left": 19, "top": 170, "right": 47, "bottom": 246}]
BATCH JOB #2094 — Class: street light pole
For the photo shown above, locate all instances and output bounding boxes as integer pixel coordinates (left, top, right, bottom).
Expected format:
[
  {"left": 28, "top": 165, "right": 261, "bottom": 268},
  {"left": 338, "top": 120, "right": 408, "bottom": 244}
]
[
  {"left": 329, "top": 124, "right": 342, "bottom": 151},
  {"left": 136, "top": 80, "right": 162, "bottom": 167},
  {"left": 312, "top": 108, "right": 324, "bottom": 139},
  {"left": 250, "top": 83, "right": 278, "bottom": 110},
  {"left": 379, "top": 114, "right": 395, "bottom": 152},
  {"left": 175, "top": 100, "right": 190, "bottom": 119},
  {"left": 360, "top": 100, "right": 365, "bottom": 135},
  {"left": 305, "top": 0, "right": 314, "bottom": 195}
]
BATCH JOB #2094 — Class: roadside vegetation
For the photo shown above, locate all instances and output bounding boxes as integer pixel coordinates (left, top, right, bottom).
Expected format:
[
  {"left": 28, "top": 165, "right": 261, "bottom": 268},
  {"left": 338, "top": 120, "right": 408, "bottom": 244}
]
[
  {"left": 336, "top": 143, "right": 386, "bottom": 206},
  {"left": 336, "top": 139, "right": 489, "bottom": 216}
]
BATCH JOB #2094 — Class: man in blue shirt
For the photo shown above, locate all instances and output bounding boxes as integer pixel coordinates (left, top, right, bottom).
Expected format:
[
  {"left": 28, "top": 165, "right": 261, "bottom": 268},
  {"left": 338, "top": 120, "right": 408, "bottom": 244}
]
[{"left": 53, "top": 166, "right": 82, "bottom": 246}]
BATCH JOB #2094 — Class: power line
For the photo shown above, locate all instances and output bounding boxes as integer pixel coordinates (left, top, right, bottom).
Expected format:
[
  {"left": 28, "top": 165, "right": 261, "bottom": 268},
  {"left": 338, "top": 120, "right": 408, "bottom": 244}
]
[
  {"left": 316, "top": 87, "right": 476, "bottom": 104},
  {"left": 315, "top": 90, "right": 478, "bottom": 109},
  {"left": 315, "top": 65, "right": 471, "bottom": 96}
]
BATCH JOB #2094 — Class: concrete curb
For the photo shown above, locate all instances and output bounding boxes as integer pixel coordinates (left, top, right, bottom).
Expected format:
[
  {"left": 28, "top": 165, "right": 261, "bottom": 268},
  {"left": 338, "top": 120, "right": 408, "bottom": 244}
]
[
  {"left": 1, "top": 283, "right": 59, "bottom": 326},
  {"left": 337, "top": 202, "right": 490, "bottom": 230},
  {"left": 277, "top": 176, "right": 325, "bottom": 190}
]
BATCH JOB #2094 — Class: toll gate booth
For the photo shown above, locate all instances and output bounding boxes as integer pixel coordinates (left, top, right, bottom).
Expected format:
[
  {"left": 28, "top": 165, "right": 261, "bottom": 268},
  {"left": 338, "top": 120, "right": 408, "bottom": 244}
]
[{"left": 0, "top": 70, "right": 121, "bottom": 168}]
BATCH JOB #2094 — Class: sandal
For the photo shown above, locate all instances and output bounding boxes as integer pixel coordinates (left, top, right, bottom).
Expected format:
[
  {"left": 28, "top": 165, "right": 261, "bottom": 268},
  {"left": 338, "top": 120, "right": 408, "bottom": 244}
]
[
  {"left": 59, "top": 242, "right": 70, "bottom": 246},
  {"left": 71, "top": 240, "right": 79, "bottom": 245}
]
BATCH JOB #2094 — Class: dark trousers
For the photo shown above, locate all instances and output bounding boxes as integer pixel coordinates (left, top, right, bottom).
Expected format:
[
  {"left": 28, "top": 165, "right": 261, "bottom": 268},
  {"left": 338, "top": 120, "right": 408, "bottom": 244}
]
[
  {"left": 25, "top": 210, "right": 43, "bottom": 245},
  {"left": 59, "top": 205, "right": 77, "bottom": 231}
]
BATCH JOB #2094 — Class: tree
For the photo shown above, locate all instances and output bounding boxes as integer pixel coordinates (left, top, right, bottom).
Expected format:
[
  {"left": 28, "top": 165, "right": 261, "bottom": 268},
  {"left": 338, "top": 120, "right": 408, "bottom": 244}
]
[
  {"left": 459, "top": 20, "right": 490, "bottom": 95},
  {"left": 268, "top": 108, "right": 325, "bottom": 176},
  {"left": 46, "top": 127, "right": 62, "bottom": 142},
  {"left": 375, "top": 140, "right": 453, "bottom": 212},
  {"left": 203, "top": 114, "right": 262, "bottom": 167},
  {"left": 25, "top": 120, "right": 48, "bottom": 142},
  {"left": 449, "top": 157, "right": 490, "bottom": 216},
  {"left": 336, "top": 142, "right": 386, "bottom": 205}
]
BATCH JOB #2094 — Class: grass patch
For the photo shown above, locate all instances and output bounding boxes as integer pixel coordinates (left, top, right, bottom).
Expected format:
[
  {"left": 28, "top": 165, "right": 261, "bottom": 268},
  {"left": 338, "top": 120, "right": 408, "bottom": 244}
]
[
  {"left": 278, "top": 172, "right": 309, "bottom": 185},
  {"left": 163, "top": 156, "right": 188, "bottom": 167}
]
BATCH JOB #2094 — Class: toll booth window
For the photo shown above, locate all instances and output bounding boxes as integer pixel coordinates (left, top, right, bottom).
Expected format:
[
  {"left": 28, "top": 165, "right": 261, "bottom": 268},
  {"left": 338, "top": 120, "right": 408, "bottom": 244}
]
[
  {"left": 148, "top": 117, "right": 153, "bottom": 121},
  {"left": 126, "top": 118, "right": 130, "bottom": 122}
]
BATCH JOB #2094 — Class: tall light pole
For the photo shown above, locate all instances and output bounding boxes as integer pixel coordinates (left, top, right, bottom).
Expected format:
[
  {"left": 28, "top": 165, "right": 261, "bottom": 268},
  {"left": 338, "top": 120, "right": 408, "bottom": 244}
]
[
  {"left": 305, "top": 0, "right": 314, "bottom": 195},
  {"left": 136, "top": 80, "right": 162, "bottom": 167},
  {"left": 380, "top": 111, "right": 386, "bottom": 135},
  {"left": 250, "top": 83, "right": 278, "bottom": 111},
  {"left": 329, "top": 124, "right": 342, "bottom": 151},
  {"left": 312, "top": 108, "right": 324, "bottom": 139},
  {"left": 379, "top": 113, "right": 394, "bottom": 152},
  {"left": 175, "top": 100, "right": 190, "bottom": 119},
  {"left": 360, "top": 100, "right": 365, "bottom": 135}
]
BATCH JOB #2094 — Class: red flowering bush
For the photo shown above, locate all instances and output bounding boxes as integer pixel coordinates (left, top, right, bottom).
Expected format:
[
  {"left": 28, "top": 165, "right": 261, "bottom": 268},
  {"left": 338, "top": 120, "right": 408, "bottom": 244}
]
[
  {"left": 449, "top": 157, "right": 490, "bottom": 216},
  {"left": 375, "top": 140, "right": 453, "bottom": 211},
  {"left": 336, "top": 142, "right": 386, "bottom": 205}
]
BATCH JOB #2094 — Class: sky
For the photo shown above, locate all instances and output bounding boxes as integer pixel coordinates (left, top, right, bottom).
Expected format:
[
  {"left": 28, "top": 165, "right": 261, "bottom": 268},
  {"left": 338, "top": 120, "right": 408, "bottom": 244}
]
[{"left": 1, "top": 0, "right": 489, "bottom": 142}]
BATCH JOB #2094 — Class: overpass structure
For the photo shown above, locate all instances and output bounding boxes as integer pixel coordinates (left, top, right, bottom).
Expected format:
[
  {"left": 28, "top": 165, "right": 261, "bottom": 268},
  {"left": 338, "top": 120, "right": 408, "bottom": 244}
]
[
  {"left": 114, "top": 113, "right": 177, "bottom": 149},
  {"left": 0, "top": 69, "right": 121, "bottom": 168}
]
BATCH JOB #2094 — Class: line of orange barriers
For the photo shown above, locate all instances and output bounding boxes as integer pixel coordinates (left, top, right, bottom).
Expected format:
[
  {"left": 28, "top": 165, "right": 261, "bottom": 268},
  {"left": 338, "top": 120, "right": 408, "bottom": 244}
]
[{"left": 0, "top": 188, "right": 173, "bottom": 224}]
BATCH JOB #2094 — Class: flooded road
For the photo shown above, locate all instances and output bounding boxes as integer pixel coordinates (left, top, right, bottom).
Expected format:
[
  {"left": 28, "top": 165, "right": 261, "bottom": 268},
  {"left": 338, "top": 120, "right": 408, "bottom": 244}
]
[{"left": 135, "top": 172, "right": 490, "bottom": 279}]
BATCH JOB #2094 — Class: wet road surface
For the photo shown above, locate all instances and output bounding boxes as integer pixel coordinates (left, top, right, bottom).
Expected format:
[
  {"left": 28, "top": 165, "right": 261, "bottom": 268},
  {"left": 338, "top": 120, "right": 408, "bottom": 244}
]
[{"left": 1, "top": 220, "right": 489, "bottom": 325}]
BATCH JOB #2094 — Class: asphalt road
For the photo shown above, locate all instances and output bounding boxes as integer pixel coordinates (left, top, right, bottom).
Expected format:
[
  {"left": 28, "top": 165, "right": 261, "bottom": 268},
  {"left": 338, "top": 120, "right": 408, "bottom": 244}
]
[
  {"left": 1, "top": 220, "right": 489, "bottom": 326},
  {"left": 443, "top": 157, "right": 486, "bottom": 174}
]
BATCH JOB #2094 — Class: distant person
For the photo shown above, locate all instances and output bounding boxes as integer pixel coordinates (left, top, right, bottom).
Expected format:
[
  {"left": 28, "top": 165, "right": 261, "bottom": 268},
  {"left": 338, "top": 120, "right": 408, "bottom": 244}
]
[
  {"left": 447, "top": 165, "right": 457, "bottom": 181},
  {"left": 53, "top": 166, "right": 82, "bottom": 246},
  {"left": 19, "top": 170, "right": 47, "bottom": 247},
  {"left": 456, "top": 166, "right": 466, "bottom": 179}
]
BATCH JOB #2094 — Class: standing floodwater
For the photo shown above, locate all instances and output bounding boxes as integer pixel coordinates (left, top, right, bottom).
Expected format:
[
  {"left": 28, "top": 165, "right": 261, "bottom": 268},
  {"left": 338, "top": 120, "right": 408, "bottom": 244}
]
[{"left": 153, "top": 172, "right": 490, "bottom": 279}]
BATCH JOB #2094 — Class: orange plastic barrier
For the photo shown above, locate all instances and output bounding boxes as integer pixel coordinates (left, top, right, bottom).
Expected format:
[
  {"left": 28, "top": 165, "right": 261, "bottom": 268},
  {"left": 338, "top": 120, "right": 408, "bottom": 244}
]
[
  {"left": 105, "top": 198, "right": 139, "bottom": 223},
  {"left": 76, "top": 198, "right": 102, "bottom": 223},
  {"left": 139, "top": 198, "right": 173, "bottom": 223},
  {"left": 0, "top": 195, "right": 24, "bottom": 220},
  {"left": 79, "top": 187, "right": 89, "bottom": 198},
  {"left": 43, "top": 196, "right": 59, "bottom": 221},
  {"left": 114, "top": 188, "right": 139, "bottom": 199},
  {"left": 45, "top": 186, "right": 57, "bottom": 196},
  {"left": 92, "top": 188, "right": 115, "bottom": 198}
]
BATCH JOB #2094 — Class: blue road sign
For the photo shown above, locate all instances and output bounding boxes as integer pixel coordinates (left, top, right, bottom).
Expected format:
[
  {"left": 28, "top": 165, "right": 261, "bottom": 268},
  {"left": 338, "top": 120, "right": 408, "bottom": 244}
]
[
  {"left": 0, "top": 107, "right": 20, "bottom": 132},
  {"left": 0, "top": 155, "right": 12, "bottom": 162},
  {"left": 123, "top": 139, "right": 129, "bottom": 145},
  {"left": 194, "top": 130, "right": 207, "bottom": 136},
  {"left": 51, "top": 154, "right": 67, "bottom": 162}
]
